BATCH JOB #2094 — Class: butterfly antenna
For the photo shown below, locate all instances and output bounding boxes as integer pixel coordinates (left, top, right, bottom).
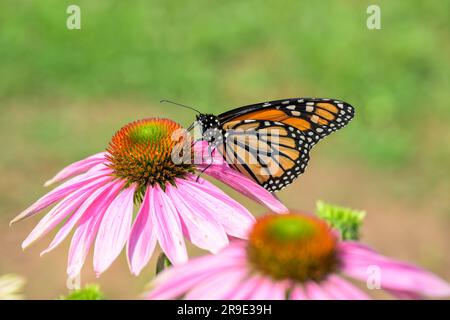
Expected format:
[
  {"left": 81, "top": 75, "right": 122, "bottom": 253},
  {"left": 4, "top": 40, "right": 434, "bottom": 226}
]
[
  {"left": 186, "top": 122, "right": 195, "bottom": 132},
  {"left": 160, "top": 100, "right": 201, "bottom": 114}
]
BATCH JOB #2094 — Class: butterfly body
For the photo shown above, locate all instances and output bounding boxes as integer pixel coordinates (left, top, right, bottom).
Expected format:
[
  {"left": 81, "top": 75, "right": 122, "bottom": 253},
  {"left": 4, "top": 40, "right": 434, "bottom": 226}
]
[{"left": 195, "top": 98, "right": 355, "bottom": 192}]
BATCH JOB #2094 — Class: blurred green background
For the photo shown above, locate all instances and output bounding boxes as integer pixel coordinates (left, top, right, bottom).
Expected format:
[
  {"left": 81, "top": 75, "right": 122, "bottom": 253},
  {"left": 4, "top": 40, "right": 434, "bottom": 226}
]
[{"left": 1, "top": 0, "right": 449, "bottom": 299}]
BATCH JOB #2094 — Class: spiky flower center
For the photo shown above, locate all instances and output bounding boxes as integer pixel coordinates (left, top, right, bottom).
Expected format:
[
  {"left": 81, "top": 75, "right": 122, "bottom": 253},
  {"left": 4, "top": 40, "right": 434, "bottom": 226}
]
[
  {"left": 247, "top": 213, "right": 339, "bottom": 282},
  {"left": 107, "top": 118, "right": 193, "bottom": 192}
]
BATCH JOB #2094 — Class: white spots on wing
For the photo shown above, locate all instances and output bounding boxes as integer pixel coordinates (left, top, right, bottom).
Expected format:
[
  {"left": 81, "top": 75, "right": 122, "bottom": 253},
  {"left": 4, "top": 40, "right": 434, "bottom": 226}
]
[
  {"left": 287, "top": 105, "right": 296, "bottom": 110},
  {"left": 311, "top": 115, "right": 319, "bottom": 123},
  {"left": 305, "top": 106, "right": 314, "bottom": 112},
  {"left": 291, "top": 111, "right": 301, "bottom": 116}
]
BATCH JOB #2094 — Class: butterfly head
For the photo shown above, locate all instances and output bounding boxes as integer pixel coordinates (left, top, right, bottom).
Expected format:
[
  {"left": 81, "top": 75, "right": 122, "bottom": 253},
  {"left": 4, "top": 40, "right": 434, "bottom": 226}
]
[{"left": 196, "top": 113, "right": 222, "bottom": 145}]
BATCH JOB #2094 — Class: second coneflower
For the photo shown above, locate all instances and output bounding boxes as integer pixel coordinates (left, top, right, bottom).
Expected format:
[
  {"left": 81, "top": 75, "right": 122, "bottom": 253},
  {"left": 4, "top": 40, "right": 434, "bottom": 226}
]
[
  {"left": 11, "top": 118, "right": 287, "bottom": 277},
  {"left": 147, "top": 212, "right": 450, "bottom": 300}
]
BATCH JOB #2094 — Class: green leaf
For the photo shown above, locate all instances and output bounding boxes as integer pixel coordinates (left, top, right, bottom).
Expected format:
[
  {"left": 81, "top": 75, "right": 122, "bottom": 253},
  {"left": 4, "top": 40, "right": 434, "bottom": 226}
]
[{"left": 156, "top": 252, "right": 172, "bottom": 275}]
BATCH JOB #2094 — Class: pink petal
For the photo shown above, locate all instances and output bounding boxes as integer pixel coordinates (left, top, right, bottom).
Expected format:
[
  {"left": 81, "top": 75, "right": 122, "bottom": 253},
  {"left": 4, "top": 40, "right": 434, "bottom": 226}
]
[
  {"left": 339, "top": 241, "right": 450, "bottom": 298},
  {"left": 304, "top": 281, "right": 332, "bottom": 300},
  {"left": 227, "top": 274, "right": 263, "bottom": 300},
  {"left": 41, "top": 180, "right": 120, "bottom": 256},
  {"left": 322, "top": 275, "right": 371, "bottom": 300},
  {"left": 11, "top": 167, "right": 112, "bottom": 225},
  {"left": 248, "top": 276, "right": 287, "bottom": 300},
  {"left": 151, "top": 184, "right": 187, "bottom": 264},
  {"left": 290, "top": 285, "right": 308, "bottom": 300},
  {"left": 22, "top": 175, "right": 112, "bottom": 249},
  {"left": 176, "top": 177, "right": 255, "bottom": 239},
  {"left": 66, "top": 182, "right": 122, "bottom": 277},
  {"left": 385, "top": 289, "right": 421, "bottom": 299},
  {"left": 44, "top": 152, "right": 107, "bottom": 187},
  {"left": 93, "top": 184, "right": 137, "bottom": 276},
  {"left": 148, "top": 244, "right": 247, "bottom": 299},
  {"left": 199, "top": 163, "right": 288, "bottom": 213},
  {"left": 184, "top": 267, "right": 249, "bottom": 300},
  {"left": 165, "top": 182, "right": 228, "bottom": 253},
  {"left": 127, "top": 186, "right": 157, "bottom": 276}
]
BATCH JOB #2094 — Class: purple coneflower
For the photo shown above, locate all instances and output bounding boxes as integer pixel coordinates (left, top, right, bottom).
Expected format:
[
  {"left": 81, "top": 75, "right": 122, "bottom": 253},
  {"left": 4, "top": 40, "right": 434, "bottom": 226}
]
[
  {"left": 11, "top": 118, "right": 286, "bottom": 278},
  {"left": 147, "top": 212, "right": 450, "bottom": 300}
]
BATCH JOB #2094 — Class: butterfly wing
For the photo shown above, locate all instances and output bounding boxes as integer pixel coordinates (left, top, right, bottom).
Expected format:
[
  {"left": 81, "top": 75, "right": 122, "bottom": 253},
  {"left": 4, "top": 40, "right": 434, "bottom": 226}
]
[
  {"left": 218, "top": 119, "right": 310, "bottom": 192},
  {"left": 217, "top": 98, "right": 354, "bottom": 191}
]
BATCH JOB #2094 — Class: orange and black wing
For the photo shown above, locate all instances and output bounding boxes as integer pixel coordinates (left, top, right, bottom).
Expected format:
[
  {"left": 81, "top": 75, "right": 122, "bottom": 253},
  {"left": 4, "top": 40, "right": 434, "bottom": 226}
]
[
  {"left": 218, "top": 98, "right": 354, "bottom": 191},
  {"left": 219, "top": 98, "right": 354, "bottom": 146}
]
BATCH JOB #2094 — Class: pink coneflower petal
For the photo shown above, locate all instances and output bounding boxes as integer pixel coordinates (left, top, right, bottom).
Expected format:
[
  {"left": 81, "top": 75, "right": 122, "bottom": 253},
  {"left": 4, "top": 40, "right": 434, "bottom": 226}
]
[
  {"left": 93, "top": 184, "right": 137, "bottom": 276},
  {"left": 11, "top": 167, "right": 112, "bottom": 225},
  {"left": 179, "top": 177, "right": 255, "bottom": 239},
  {"left": 247, "top": 276, "right": 287, "bottom": 300},
  {"left": 148, "top": 246, "right": 246, "bottom": 300},
  {"left": 385, "top": 290, "right": 421, "bottom": 299},
  {"left": 318, "top": 275, "right": 370, "bottom": 300},
  {"left": 127, "top": 186, "right": 157, "bottom": 276},
  {"left": 339, "top": 241, "right": 450, "bottom": 297},
  {"left": 40, "top": 180, "right": 121, "bottom": 256},
  {"left": 227, "top": 274, "right": 262, "bottom": 300},
  {"left": 304, "top": 281, "right": 332, "bottom": 300},
  {"left": 165, "top": 182, "right": 228, "bottom": 254},
  {"left": 21, "top": 175, "right": 112, "bottom": 249},
  {"left": 44, "top": 152, "right": 107, "bottom": 187},
  {"left": 201, "top": 163, "right": 288, "bottom": 213},
  {"left": 325, "top": 275, "right": 370, "bottom": 300},
  {"left": 184, "top": 268, "right": 249, "bottom": 300},
  {"left": 67, "top": 181, "right": 123, "bottom": 278},
  {"left": 151, "top": 185, "right": 188, "bottom": 264},
  {"left": 290, "top": 285, "right": 308, "bottom": 300}
]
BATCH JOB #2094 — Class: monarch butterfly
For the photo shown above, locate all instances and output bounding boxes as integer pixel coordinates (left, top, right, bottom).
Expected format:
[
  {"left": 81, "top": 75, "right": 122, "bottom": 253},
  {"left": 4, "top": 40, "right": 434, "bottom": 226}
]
[{"left": 166, "top": 98, "right": 355, "bottom": 192}]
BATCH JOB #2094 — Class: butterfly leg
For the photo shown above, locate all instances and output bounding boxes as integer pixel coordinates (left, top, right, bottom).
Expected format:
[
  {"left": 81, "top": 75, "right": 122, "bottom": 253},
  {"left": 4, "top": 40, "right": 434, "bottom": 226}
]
[{"left": 196, "top": 144, "right": 215, "bottom": 183}]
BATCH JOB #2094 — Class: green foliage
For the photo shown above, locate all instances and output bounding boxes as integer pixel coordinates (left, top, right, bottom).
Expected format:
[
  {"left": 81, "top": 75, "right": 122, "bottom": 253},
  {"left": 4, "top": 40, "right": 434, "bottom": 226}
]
[
  {"left": 60, "top": 284, "right": 105, "bottom": 300},
  {"left": 0, "top": 0, "right": 449, "bottom": 168},
  {"left": 316, "top": 201, "right": 366, "bottom": 241},
  {"left": 156, "top": 253, "right": 172, "bottom": 275}
]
